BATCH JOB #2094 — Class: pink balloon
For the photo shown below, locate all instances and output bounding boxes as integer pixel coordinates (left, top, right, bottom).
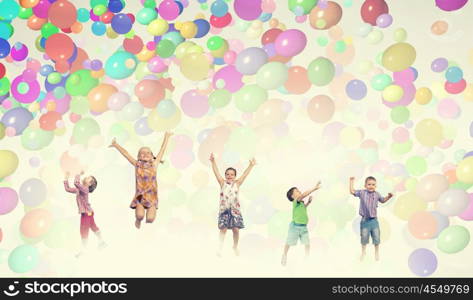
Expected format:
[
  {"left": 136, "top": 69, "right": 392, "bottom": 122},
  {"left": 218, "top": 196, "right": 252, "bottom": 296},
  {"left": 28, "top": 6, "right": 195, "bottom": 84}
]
[
  {"left": 458, "top": 193, "right": 473, "bottom": 220},
  {"left": 393, "top": 68, "right": 416, "bottom": 84},
  {"left": 158, "top": 0, "right": 180, "bottom": 21},
  {"left": 224, "top": 50, "right": 237, "bottom": 64},
  {"left": 392, "top": 127, "right": 409, "bottom": 143},
  {"left": 435, "top": 0, "right": 468, "bottom": 11},
  {"left": 11, "top": 75, "right": 40, "bottom": 104},
  {"left": 275, "top": 29, "right": 307, "bottom": 57},
  {"left": 261, "top": 0, "right": 276, "bottom": 13},
  {"left": 33, "top": 0, "right": 51, "bottom": 19},
  {"left": 234, "top": 0, "right": 262, "bottom": 21},
  {"left": 54, "top": 95, "right": 71, "bottom": 114},
  {"left": 148, "top": 57, "right": 168, "bottom": 73},
  {"left": 212, "top": 65, "right": 243, "bottom": 92},
  {"left": 0, "top": 187, "right": 19, "bottom": 215},
  {"left": 180, "top": 89, "right": 209, "bottom": 118},
  {"left": 438, "top": 98, "right": 460, "bottom": 119},
  {"left": 382, "top": 81, "right": 415, "bottom": 108},
  {"left": 170, "top": 150, "right": 194, "bottom": 169},
  {"left": 173, "top": 134, "right": 193, "bottom": 150}
]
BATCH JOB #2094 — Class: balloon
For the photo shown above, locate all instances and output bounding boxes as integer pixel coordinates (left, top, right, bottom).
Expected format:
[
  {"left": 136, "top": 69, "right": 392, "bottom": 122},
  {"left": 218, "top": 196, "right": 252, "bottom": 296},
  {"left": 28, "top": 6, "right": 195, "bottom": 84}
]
[
  {"left": 0, "top": 187, "right": 18, "bottom": 215},
  {"left": 408, "top": 248, "right": 437, "bottom": 277},
  {"left": 147, "top": 107, "right": 181, "bottom": 131},
  {"left": 415, "top": 87, "right": 432, "bottom": 104},
  {"left": 234, "top": 0, "right": 262, "bottom": 21},
  {"left": 261, "top": 28, "right": 282, "bottom": 45},
  {"left": 72, "top": 117, "right": 100, "bottom": 144},
  {"left": 376, "top": 13, "right": 393, "bottom": 28},
  {"left": 180, "top": 53, "right": 211, "bottom": 81},
  {"left": 390, "top": 106, "right": 410, "bottom": 124},
  {"left": 134, "top": 117, "right": 153, "bottom": 136},
  {"left": 382, "top": 43, "right": 416, "bottom": 72},
  {"left": 211, "top": 0, "right": 229, "bottom": 17},
  {"left": 123, "top": 36, "right": 144, "bottom": 54},
  {"left": 134, "top": 79, "right": 164, "bottom": 108},
  {"left": 108, "top": 91, "right": 130, "bottom": 111},
  {"left": 308, "top": 95, "right": 335, "bottom": 123},
  {"left": 459, "top": 194, "right": 473, "bottom": 220},
  {"left": 394, "top": 192, "right": 427, "bottom": 220},
  {"left": 111, "top": 13, "right": 132, "bottom": 34},
  {"left": 45, "top": 33, "right": 74, "bottom": 61},
  {"left": 158, "top": 0, "right": 180, "bottom": 21},
  {"left": 8, "top": 244, "right": 39, "bottom": 273},
  {"left": 406, "top": 156, "right": 427, "bottom": 176},
  {"left": 48, "top": 0, "right": 77, "bottom": 29},
  {"left": 180, "top": 21, "right": 197, "bottom": 39},
  {"left": 438, "top": 99, "right": 460, "bottom": 119},
  {"left": 105, "top": 51, "right": 137, "bottom": 79},
  {"left": 137, "top": 7, "right": 157, "bottom": 25},
  {"left": 408, "top": 211, "right": 437, "bottom": 239},
  {"left": 431, "top": 20, "right": 448, "bottom": 35},
  {"left": 117, "top": 102, "right": 144, "bottom": 121},
  {"left": 307, "top": 57, "right": 335, "bottom": 86},
  {"left": 256, "top": 62, "right": 288, "bottom": 90},
  {"left": 415, "top": 119, "right": 443, "bottom": 147},
  {"left": 416, "top": 174, "right": 449, "bottom": 202},
  {"left": 274, "top": 29, "right": 307, "bottom": 57},
  {"left": 21, "top": 127, "right": 54, "bottom": 150},
  {"left": 156, "top": 99, "right": 176, "bottom": 118},
  {"left": 234, "top": 84, "right": 268, "bottom": 112},
  {"left": 212, "top": 65, "right": 243, "bottom": 93},
  {"left": 309, "top": 1, "right": 343, "bottom": 30},
  {"left": 437, "top": 189, "right": 470, "bottom": 216},
  {"left": 360, "top": 0, "right": 388, "bottom": 25},
  {"left": 288, "top": 0, "right": 317, "bottom": 15},
  {"left": 209, "top": 89, "right": 232, "bottom": 109},
  {"left": 235, "top": 47, "right": 268, "bottom": 75},
  {"left": 435, "top": 0, "right": 468, "bottom": 11},
  {"left": 345, "top": 79, "right": 367, "bottom": 100},
  {"left": 437, "top": 225, "right": 470, "bottom": 254},
  {"left": 285, "top": 66, "right": 311, "bottom": 94},
  {"left": 20, "top": 208, "right": 52, "bottom": 238},
  {"left": 147, "top": 18, "right": 169, "bottom": 36},
  {"left": 194, "top": 19, "right": 210, "bottom": 38},
  {"left": 457, "top": 157, "right": 473, "bottom": 184},
  {"left": 0, "top": 107, "right": 33, "bottom": 135},
  {"left": 180, "top": 90, "right": 209, "bottom": 118},
  {"left": 209, "top": 13, "right": 232, "bottom": 28},
  {"left": 39, "top": 111, "right": 61, "bottom": 131},
  {"left": 371, "top": 73, "right": 392, "bottom": 91},
  {"left": 445, "top": 79, "right": 466, "bottom": 94},
  {"left": 445, "top": 66, "right": 463, "bottom": 83},
  {"left": 66, "top": 69, "right": 98, "bottom": 96}
]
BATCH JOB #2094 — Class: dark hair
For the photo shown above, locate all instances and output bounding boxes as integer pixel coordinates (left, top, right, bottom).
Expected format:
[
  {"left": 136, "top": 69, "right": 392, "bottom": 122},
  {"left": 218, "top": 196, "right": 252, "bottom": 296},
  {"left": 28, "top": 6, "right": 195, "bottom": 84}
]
[
  {"left": 153, "top": 156, "right": 165, "bottom": 164},
  {"left": 287, "top": 187, "right": 297, "bottom": 201},
  {"left": 225, "top": 167, "right": 237, "bottom": 176},
  {"left": 88, "top": 176, "right": 97, "bottom": 193},
  {"left": 365, "top": 176, "right": 376, "bottom": 184}
]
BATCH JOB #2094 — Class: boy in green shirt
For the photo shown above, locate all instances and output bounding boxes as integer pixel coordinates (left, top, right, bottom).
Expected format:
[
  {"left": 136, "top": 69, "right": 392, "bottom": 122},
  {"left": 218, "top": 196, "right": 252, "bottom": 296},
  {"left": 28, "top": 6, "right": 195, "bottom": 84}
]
[{"left": 281, "top": 181, "right": 321, "bottom": 266}]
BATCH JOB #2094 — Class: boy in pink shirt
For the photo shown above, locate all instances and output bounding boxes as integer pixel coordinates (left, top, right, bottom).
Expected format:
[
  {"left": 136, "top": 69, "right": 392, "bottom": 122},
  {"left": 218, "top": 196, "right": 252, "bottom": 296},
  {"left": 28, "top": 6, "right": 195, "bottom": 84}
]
[{"left": 64, "top": 171, "right": 105, "bottom": 257}]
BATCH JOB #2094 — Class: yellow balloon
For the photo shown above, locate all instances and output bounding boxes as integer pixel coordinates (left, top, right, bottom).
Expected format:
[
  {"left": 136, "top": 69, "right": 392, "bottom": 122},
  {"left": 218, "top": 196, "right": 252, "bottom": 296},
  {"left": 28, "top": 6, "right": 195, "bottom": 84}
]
[
  {"left": 106, "top": 27, "right": 118, "bottom": 39},
  {"left": 415, "top": 87, "right": 432, "bottom": 105},
  {"left": 211, "top": 40, "right": 229, "bottom": 58},
  {"left": 0, "top": 150, "right": 19, "bottom": 179},
  {"left": 180, "top": 53, "right": 211, "bottom": 81},
  {"left": 147, "top": 19, "right": 169, "bottom": 36},
  {"left": 463, "top": 83, "right": 473, "bottom": 102},
  {"left": 175, "top": 41, "right": 195, "bottom": 59},
  {"left": 415, "top": 119, "right": 443, "bottom": 147},
  {"left": 383, "top": 84, "right": 404, "bottom": 102},
  {"left": 180, "top": 21, "right": 197, "bottom": 39},
  {"left": 147, "top": 108, "right": 181, "bottom": 131},
  {"left": 382, "top": 42, "right": 416, "bottom": 72},
  {"left": 456, "top": 156, "right": 473, "bottom": 184},
  {"left": 394, "top": 192, "right": 427, "bottom": 220},
  {"left": 136, "top": 47, "right": 154, "bottom": 62},
  {"left": 186, "top": 44, "right": 204, "bottom": 54},
  {"left": 393, "top": 28, "right": 407, "bottom": 42}
]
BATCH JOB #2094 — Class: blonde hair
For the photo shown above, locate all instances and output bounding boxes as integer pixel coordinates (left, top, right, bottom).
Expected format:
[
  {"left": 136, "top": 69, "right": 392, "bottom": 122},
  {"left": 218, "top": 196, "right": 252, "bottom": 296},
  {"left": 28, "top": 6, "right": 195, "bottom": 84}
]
[{"left": 138, "top": 147, "right": 164, "bottom": 163}]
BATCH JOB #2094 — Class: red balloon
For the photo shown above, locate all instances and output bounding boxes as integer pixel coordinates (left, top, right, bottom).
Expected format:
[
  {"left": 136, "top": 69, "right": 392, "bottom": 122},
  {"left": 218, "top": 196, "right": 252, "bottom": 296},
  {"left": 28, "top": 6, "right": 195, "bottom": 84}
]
[
  {"left": 134, "top": 79, "right": 165, "bottom": 108},
  {"left": 123, "top": 36, "right": 144, "bottom": 54},
  {"left": 127, "top": 13, "right": 135, "bottom": 24},
  {"left": 100, "top": 11, "right": 115, "bottom": 24},
  {"left": 61, "top": 27, "right": 72, "bottom": 33},
  {"left": 55, "top": 60, "right": 70, "bottom": 73},
  {"left": 70, "top": 47, "right": 89, "bottom": 72},
  {"left": 360, "top": 0, "right": 389, "bottom": 25},
  {"left": 285, "top": 66, "right": 311, "bottom": 94},
  {"left": 261, "top": 28, "right": 282, "bottom": 45},
  {"left": 45, "top": 33, "right": 75, "bottom": 60},
  {"left": 48, "top": 0, "right": 77, "bottom": 29},
  {"left": 0, "top": 62, "right": 5, "bottom": 78},
  {"left": 39, "top": 111, "right": 62, "bottom": 131},
  {"left": 210, "top": 13, "right": 232, "bottom": 28}
]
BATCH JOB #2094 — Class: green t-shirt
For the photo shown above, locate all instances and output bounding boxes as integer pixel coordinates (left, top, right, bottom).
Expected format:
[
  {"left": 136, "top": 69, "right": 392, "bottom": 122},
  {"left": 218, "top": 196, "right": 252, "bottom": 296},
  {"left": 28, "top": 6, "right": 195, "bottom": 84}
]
[{"left": 292, "top": 199, "right": 308, "bottom": 225}]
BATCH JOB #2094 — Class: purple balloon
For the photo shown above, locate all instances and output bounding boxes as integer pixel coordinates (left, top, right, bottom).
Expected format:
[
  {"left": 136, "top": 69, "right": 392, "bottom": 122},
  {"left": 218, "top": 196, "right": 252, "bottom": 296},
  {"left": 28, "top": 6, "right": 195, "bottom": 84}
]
[
  {"left": 134, "top": 117, "right": 153, "bottom": 136},
  {"left": 459, "top": 194, "right": 473, "bottom": 221},
  {"left": 346, "top": 79, "right": 367, "bottom": 100},
  {"left": 262, "top": 43, "right": 276, "bottom": 57},
  {"left": 465, "top": 150, "right": 473, "bottom": 158},
  {"left": 234, "top": 0, "right": 262, "bottom": 21},
  {"left": 408, "top": 248, "right": 438, "bottom": 277},
  {"left": 431, "top": 57, "right": 448, "bottom": 72},
  {"left": 44, "top": 75, "right": 67, "bottom": 92},
  {"left": 435, "top": 0, "right": 468, "bottom": 11},
  {"left": 376, "top": 13, "right": 393, "bottom": 28},
  {"left": 0, "top": 187, "right": 19, "bottom": 215},
  {"left": 0, "top": 107, "right": 33, "bottom": 135},
  {"left": 212, "top": 65, "right": 243, "bottom": 93}
]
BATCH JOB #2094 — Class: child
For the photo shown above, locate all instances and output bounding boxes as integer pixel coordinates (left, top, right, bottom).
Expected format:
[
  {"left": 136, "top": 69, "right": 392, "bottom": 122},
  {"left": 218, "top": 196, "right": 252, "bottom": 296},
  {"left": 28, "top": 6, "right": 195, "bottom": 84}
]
[
  {"left": 64, "top": 171, "right": 105, "bottom": 258},
  {"left": 281, "top": 181, "right": 321, "bottom": 266},
  {"left": 210, "top": 153, "right": 256, "bottom": 257},
  {"left": 109, "top": 132, "right": 172, "bottom": 229},
  {"left": 349, "top": 176, "right": 393, "bottom": 261}
]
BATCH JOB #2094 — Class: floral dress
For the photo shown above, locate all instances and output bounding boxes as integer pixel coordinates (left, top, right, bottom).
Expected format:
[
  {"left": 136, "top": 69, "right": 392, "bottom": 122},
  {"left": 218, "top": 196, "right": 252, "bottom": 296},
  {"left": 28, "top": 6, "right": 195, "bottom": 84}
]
[
  {"left": 218, "top": 182, "right": 244, "bottom": 229},
  {"left": 130, "top": 159, "right": 158, "bottom": 209}
]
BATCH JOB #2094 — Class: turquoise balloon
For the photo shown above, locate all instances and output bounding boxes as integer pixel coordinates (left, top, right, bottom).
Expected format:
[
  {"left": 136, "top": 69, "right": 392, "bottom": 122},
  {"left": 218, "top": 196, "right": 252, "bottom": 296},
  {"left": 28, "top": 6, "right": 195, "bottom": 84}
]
[
  {"left": 72, "top": 118, "right": 101, "bottom": 144},
  {"left": 105, "top": 51, "right": 138, "bottom": 79},
  {"left": 0, "top": 0, "right": 20, "bottom": 20},
  {"left": 137, "top": 7, "right": 157, "bottom": 25},
  {"left": 437, "top": 225, "right": 470, "bottom": 254},
  {"left": 8, "top": 244, "right": 39, "bottom": 273},
  {"left": 0, "top": 21, "right": 14, "bottom": 39},
  {"left": 234, "top": 84, "right": 268, "bottom": 112},
  {"left": 307, "top": 57, "right": 335, "bottom": 86},
  {"left": 77, "top": 8, "right": 90, "bottom": 23},
  {"left": 157, "top": 99, "right": 176, "bottom": 118},
  {"left": 21, "top": 127, "right": 54, "bottom": 151},
  {"left": 371, "top": 74, "right": 392, "bottom": 91},
  {"left": 162, "top": 31, "right": 184, "bottom": 46}
]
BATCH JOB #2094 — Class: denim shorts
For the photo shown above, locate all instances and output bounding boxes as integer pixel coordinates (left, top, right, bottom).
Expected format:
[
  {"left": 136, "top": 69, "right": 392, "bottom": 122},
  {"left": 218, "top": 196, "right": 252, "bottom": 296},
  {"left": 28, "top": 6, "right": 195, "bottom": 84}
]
[
  {"left": 360, "top": 217, "right": 380, "bottom": 245},
  {"left": 286, "top": 222, "right": 310, "bottom": 246}
]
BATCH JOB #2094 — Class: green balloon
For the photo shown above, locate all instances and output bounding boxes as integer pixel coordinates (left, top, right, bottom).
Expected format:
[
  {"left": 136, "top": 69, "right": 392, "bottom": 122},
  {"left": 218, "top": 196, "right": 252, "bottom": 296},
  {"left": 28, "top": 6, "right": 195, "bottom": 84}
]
[
  {"left": 209, "top": 89, "right": 232, "bottom": 109},
  {"left": 73, "top": 118, "right": 101, "bottom": 144},
  {"left": 21, "top": 128, "right": 54, "bottom": 151},
  {"left": 156, "top": 39, "right": 176, "bottom": 58},
  {"left": 47, "top": 72, "right": 62, "bottom": 85},
  {"left": 207, "top": 36, "right": 224, "bottom": 51},
  {"left": 18, "top": 7, "right": 33, "bottom": 19},
  {"left": 0, "top": 77, "right": 11, "bottom": 96},
  {"left": 391, "top": 140, "right": 413, "bottom": 155},
  {"left": 8, "top": 244, "right": 39, "bottom": 273},
  {"left": 307, "top": 57, "right": 335, "bottom": 86},
  {"left": 371, "top": 74, "right": 392, "bottom": 91},
  {"left": 137, "top": 7, "right": 157, "bottom": 25},
  {"left": 41, "top": 22, "right": 59, "bottom": 38},
  {"left": 437, "top": 225, "right": 470, "bottom": 254},
  {"left": 316, "top": 36, "right": 329, "bottom": 47},
  {"left": 335, "top": 40, "right": 346, "bottom": 53},
  {"left": 66, "top": 70, "right": 99, "bottom": 96},
  {"left": 70, "top": 96, "right": 90, "bottom": 115},
  {"left": 450, "top": 182, "right": 473, "bottom": 190},
  {"left": 256, "top": 62, "right": 288, "bottom": 90},
  {"left": 93, "top": 4, "right": 107, "bottom": 16},
  {"left": 144, "top": 0, "right": 157, "bottom": 8},
  {"left": 288, "top": 0, "right": 318, "bottom": 15},
  {"left": 390, "top": 106, "right": 410, "bottom": 124},
  {"left": 234, "top": 84, "right": 268, "bottom": 112},
  {"left": 406, "top": 156, "right": 427, "bottom": 176}
]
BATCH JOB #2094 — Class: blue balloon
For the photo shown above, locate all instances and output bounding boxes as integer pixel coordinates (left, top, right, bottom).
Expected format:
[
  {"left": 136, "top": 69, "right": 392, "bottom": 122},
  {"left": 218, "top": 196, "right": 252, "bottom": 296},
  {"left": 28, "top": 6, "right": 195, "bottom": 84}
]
[
  {"left": 213, "top": 57, "right": 225, "bottom": 65},
  {"left": 77, "top": 8, "right": 90, "bottom": 23},
  {"left": 194, "top": 19, "right": 210, "bottom": 38},
  {"left": 211, "top": 0, "right": 228, "bottom": 17},
  {"left": 134, "top": 117, "right": 153, "bottom": 136},
  {"left": 0, "top": 107, "right": 33, "bottom": 135},
  {"left": 108, "top": 0, "right": 124, "bottom": 13},
  {"left": 111, "top": 13, "right": 132, "bottom": 34},
  {"left": 91, "top": 21, "right": 106, "bottom": 36},
  {"left": 345, "top": 79, "right": 367, "bottom": 100},
  {"left": 105, "top": 51, "right": 137, "bottom": 79},
  {"left": 0, "top": 0, "right": 20, "bottom": 21},
  {"left": 39, "top": 37, "right": 46, "bottom": 49},
  {"left": 39, "top": 64, "right": 54, "bottom": 76},
  {"left": 409, "top": 67, "right": 418, "bottom": 81},
  {"left": 445, "top": 66, "right": 463, "bottom": 83},
  {"left": 0, "top": 38, "right": 11, "bottom": 58},
  {"left": 44, "top": 75, "right": 67, "bottom": 92},
  {"left": 175, "top": 0, "right": 184, "bottom": 14},
  {"left": 259, "top": 12, "right": 272, "bottom": 22}
]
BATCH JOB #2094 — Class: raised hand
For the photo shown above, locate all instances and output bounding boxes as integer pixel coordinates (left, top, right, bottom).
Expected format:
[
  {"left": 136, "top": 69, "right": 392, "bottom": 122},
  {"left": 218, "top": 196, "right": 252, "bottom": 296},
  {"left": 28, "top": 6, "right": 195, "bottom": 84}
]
[
  {"left": 65, "top": 172, "right": 70, "bottom": 180},
  {"left": 209, "top": 153, "right": 215, "bottom": 162},
  {"left": 165, "top": 131, "right": 174, "bottom": 138},
  {"left": 315, "top": 181, "right": 321, "bottom": 190},
  {"left": 80, "top": 170, "right": 84, "bottom": 176},
  {"left": 249, "top": 158, "right": 256, "bottom": 166},
  {"left": 387, "top": 193, "right": 394, "bottom": 198},
  {"left": 109, "top": 138, "right": 117, "bottom": 148}
]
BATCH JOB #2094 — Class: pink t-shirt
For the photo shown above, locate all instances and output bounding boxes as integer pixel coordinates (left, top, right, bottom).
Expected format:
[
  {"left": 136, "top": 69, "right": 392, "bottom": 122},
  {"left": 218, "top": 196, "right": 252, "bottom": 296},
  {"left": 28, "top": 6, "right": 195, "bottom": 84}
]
[{"left": 64, "top": 175, "right": 93, "bottom": 214}]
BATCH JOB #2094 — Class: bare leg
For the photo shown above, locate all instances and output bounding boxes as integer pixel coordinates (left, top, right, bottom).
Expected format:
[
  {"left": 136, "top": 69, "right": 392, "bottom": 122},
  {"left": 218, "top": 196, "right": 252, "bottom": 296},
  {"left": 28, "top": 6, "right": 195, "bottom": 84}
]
[
  {"left": 135, "top": 204, "right": 145, "bottom": 229},
  {"left": 232, "top": 228, "right": 240, "bottom": 256},
  {"left": 360, "top": 245, "right": 366, "bottom": 261},
  {"left": 217, "top": 229, "right": 227, "bottom": 257},
  {"left": 146, "top": 206, "right": 157, "bottom": 223},
  {"left": 375, "top": 245, "right": 379, "bottom": 261},
  {"left": 281, "top": 244, "right": 290, "bottom": 266},
  {"left": 305, "top": 244, "right": 310, "bottom": 258}
]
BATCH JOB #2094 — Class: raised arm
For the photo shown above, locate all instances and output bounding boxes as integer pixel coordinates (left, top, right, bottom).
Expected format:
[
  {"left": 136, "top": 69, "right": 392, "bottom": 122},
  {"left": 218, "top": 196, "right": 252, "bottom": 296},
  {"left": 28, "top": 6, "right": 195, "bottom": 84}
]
[
  {"left": 304, "top": 196, "right": 313, "bottom": 207},
  {"left": 236, "top": 158, "right": 256, "bottom": 187},
  {"left": 301, "top": 181, "right": 321, "bottom": 199},
  {"left": 209, "top": 153, "right": 224, "bottom": 187},
  {"left": 109, "top": 138, "right": 137, "bottom": 166},
  {"left": 349, "top": 177, "right": 356, "bottom": 195},
  {"left": 73, "top": 171, "right": 89, "bottom": 194},
  {"left": 64, "top": 172, "right": 77, "bottom": 193},
  {"left": 381, "top": 193, "right": 393, "bottom": 203},
  {"left": 155, "top": 132, "right": 173, "bottom": 164}
]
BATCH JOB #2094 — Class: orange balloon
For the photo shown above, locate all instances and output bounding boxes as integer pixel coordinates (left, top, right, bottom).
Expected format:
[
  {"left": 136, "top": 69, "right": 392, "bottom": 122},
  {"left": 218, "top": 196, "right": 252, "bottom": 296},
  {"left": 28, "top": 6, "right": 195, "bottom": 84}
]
[
  {"left": 408, "top": 211, "right": 437, "bottom": 239},
  {"left": 71, "top": 22, "right": 83, "bottom": 34},
  {"left": 254, "top": 99, "right": 287, "bottom": 125},
  {"left": 91, "top": 69, "right": 105, "bottom": 78},
  {"left": 444, "top": 169, "right": 457, "bottom": 184},
  {"left": 48, "top": 0, "right": 77, "bottom": 29},
  {"left": 135, "top": 79, "right": 165, "bottom": 108},
  {"left": 269, "top": 55, "right": 291, "bottom": 63},
  {"left": 55, "top": 60, "right": 70, "bottom": 73},
  {"left": 20, "top": 209, "right": 53, "bottom": 238},
  {"left": 308, "top": 95, "right": 335, "bottom": 123},
  {"left": 70, "top": 48, "right": 89, "bottom": 73},
  {"left": 60, "top": 151, "right": 84, "bottom": 174},
  {"left": 27, "top": 16, "right": 47, "bottom": 31},
  {"left": 46, "top": 100, "right": 56, "bottom": 112},
  {"left": 309, "top": 1, "right": 342, "bottom": 30},
  {"left": 39, "top": 111, "right": 62, "bottom": 131},
  {"left": 20, "top": 0, "right": 39, "bottom": 8},
  {"left": 45, "top": 33, "right": 75, "bottom": 61},
  {"left": 431, "top": 20, "right": 448, "bottom": 35},
  {"left": 285, "top": 66, "right": 311, "bottom": 94},
  {"left": 88, "top": 84, "right": 118, "bottom": 113}
]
